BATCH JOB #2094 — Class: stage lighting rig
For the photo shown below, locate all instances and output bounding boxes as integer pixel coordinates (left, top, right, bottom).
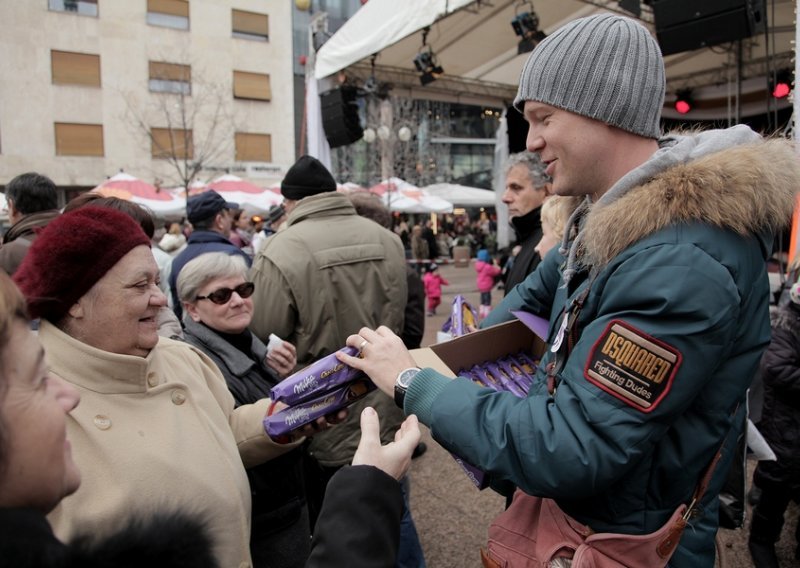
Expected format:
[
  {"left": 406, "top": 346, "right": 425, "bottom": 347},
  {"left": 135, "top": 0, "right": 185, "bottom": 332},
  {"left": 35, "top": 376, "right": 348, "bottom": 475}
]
[
  {"left": 511, "top": 1, "right": 546, "bottom": 54},
  {"left": 413, "top": 27, "right": 444, "bottom": 86}
]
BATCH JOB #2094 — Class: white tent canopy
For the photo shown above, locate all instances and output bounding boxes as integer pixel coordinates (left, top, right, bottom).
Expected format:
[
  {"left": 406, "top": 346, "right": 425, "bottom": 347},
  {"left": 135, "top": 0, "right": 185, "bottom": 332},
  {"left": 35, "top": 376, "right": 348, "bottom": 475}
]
[
  {"left": 371, "top": 177, "right": 454, "bottom": 213},
  {"left": 315, "top": 0, "right": 795, "bottom": 120},
  {"left": 315, "top": 0, "right": 473, "bottom": 80},
  {"left": 423, "top": 183, "right": 497, "bottom": 208}
]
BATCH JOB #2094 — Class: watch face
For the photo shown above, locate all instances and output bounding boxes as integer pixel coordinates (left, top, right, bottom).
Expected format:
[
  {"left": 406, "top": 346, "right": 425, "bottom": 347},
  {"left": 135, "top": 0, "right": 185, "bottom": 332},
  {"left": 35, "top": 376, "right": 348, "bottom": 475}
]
[
  {"left": 395, "top": 368, "right": 419, "bottom": 408},
  {"left": 398, "top": 368, "right": 420, "bottom": 388}
]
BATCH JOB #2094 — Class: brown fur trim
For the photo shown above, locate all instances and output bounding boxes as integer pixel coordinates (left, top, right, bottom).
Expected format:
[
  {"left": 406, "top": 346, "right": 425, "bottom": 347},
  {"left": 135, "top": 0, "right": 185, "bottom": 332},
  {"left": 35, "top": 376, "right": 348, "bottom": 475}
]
[{"left": 582, "top": 138, "right": 800, "bottom": 267}]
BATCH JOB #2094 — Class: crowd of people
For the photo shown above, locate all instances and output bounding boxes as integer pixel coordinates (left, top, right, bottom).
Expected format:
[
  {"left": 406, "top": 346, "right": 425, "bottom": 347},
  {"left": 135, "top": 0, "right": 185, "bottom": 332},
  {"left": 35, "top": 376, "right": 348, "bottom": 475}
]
[{"left": 0, "top": 12, "right": 798, "bottom": 568}]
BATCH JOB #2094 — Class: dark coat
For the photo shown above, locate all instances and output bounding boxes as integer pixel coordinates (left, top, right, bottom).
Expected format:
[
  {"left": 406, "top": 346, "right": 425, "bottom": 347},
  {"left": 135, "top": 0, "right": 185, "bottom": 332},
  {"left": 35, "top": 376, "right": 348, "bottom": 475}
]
[
  {"left": 308, "top": 465, "right": 403, "bottom": 568},
  {"left": 402, "top": 266, "right": 425, "bottom": 349},
  {"left": 504, "top": 206, "right": 543, "bottom": 295},
  {"left": 754, "top": 302, "right": 800, "bottom": 490},
  {"left": 181, "top": 319, "right": 307, "bottom": 536},
  {"left": 0, "top": 508, "right": 217, "bottom": 568},
  {"left": 0, "top": 465, "right": 402, "bottom": 568},
  {"left": 0, "top": 209, "right": 60, "bottom": 275}
]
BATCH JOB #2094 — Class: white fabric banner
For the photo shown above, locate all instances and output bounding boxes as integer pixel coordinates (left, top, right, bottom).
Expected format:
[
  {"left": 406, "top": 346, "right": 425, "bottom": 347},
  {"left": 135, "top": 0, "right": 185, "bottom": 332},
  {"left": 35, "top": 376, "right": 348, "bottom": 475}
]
[
  {"left": 493, "top": 110, "right": 510, "bottom": 249},
  {"left": 305, "top": 74, "right": 332, "bottom": 171}
]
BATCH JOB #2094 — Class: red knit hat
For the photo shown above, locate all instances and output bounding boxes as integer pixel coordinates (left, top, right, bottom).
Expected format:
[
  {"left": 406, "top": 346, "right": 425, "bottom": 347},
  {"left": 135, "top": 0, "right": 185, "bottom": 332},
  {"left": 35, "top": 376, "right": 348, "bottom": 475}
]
[{"left": 14, "top": 206, "right": 151, "bottom": 322}]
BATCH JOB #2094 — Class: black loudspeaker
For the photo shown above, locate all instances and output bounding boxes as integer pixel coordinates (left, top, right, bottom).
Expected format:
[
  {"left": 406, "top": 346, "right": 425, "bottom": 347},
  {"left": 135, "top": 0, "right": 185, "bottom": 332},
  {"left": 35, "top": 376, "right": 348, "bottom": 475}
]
[
  {"left": 320, "top": 86, "right": 363, "bottom": 148},
  {"left": 506, "top": 105, "right": 528, "bottom": 154},
  {"left": 653, "top": 0, "right": 765, "bottom": 56}
]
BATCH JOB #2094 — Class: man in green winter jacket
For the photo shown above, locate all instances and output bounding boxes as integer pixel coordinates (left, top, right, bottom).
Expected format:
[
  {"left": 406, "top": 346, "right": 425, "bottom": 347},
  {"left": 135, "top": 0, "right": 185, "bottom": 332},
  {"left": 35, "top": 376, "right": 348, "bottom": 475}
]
[{"left": 338, "top": 14, "right": 800, "bottom": 567}]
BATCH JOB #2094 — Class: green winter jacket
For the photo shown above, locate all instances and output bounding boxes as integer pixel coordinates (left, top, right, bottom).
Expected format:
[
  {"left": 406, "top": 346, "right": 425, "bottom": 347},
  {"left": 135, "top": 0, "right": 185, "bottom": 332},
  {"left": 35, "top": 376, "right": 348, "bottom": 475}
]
[{"left": 404, "top": 127, "right": 800, "bottom": 567}]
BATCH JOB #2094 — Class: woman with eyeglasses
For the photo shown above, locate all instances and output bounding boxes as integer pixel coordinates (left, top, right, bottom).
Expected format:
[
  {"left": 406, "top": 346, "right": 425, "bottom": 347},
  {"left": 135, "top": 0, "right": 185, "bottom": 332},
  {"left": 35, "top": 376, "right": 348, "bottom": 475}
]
[{"left": 177, "top": 252, "right": 308, "bottom": 568}]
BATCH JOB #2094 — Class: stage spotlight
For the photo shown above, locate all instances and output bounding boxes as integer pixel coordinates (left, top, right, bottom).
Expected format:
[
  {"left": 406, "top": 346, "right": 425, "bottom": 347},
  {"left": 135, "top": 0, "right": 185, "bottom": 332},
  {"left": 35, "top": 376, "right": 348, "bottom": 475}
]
[
  {"left": 674, "top": 89, "right": 693, "bottom": 114},
  {"left": 771, "top": 69, "right": 793, "bottom": 99},
  {"left": 413, "top": 27, "right": 444, "bottom": 85},
  {"left": 511, "top": 2, "right": 546, "bottom": 54}
]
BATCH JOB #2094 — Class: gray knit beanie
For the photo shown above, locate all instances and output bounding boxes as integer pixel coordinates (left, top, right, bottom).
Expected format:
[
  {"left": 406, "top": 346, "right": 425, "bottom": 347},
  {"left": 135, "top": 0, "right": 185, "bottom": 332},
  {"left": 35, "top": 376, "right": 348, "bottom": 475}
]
[{"left": 514, "top": 13, "right": 665, "bottom": 139}]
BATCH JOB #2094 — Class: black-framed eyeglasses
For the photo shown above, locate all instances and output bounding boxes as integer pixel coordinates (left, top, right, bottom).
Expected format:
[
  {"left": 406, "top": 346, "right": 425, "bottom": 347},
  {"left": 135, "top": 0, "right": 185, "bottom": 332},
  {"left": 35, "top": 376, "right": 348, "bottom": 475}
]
[{"left": 196, "top": 282, "right": 255, "bottom": 305}]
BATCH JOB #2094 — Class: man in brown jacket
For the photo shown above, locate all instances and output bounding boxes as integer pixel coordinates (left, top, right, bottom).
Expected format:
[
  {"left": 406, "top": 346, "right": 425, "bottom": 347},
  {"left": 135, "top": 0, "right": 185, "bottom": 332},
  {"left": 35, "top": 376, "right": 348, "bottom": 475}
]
[
  {"left": 249, "top": 156, "right": 426, "bottom": 565},
  {"left": 0, "top": 172, "right": 60, "bottom": 275}
]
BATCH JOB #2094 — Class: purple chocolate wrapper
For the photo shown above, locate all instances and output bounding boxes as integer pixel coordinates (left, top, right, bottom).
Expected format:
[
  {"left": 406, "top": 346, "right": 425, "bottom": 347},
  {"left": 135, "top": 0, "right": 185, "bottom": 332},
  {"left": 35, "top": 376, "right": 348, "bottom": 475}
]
[
  {"left": 450, "top": 453, "right": 488, "bottom": 489},
  {"left": 485, "top": 361, "right": 526, "bottom": 398},
  {"left": 270, "top": 346, "right": 362, "bottom": 405},
  {"left": 509, "top": 352, "right": 539, "bottom": 393},
  {"left": 514, "top": 350, "right": 539, "bottom": 374},
  {"left": 448, "top": 295, "right": 478, "bottom": 338},
  {"left": 458, "top": 368, "right": 485, "bottom": 388},
  {"left": 469, "top": 364, "right": 503, "bottom": 392},
  {"left": 264, "top": 378, "right": 375, "bottom": 439},
  {"left": 497, "top": 357, "right": 533, "bottom": 395}
]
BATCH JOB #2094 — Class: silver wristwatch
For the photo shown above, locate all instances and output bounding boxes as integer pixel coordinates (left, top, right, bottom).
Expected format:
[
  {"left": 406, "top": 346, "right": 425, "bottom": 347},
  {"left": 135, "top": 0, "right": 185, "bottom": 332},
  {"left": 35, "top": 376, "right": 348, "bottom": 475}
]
[{"left": 394, "top": 367, "right": 421, "bottom": 408}]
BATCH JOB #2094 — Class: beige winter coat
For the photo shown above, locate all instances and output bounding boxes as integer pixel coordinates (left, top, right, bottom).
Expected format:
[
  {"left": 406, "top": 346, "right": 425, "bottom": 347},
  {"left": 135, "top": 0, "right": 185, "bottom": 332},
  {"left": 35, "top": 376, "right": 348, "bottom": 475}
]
[{"left": 42, "top": 321, "right": 299, "bottom": 568}]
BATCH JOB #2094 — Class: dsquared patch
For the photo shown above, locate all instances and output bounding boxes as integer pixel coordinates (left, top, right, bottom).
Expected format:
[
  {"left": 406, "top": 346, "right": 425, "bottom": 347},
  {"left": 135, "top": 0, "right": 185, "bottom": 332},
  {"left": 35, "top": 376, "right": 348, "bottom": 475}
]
[{"left": 584, "top": 320, "right": 682, "bottom": 413}]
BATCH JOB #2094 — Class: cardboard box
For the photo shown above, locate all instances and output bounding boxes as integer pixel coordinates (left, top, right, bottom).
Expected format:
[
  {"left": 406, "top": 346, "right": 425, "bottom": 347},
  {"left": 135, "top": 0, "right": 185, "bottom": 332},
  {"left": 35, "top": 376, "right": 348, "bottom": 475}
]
[{"left": 411, "top": 316, "right": 548, "bottom": 488}]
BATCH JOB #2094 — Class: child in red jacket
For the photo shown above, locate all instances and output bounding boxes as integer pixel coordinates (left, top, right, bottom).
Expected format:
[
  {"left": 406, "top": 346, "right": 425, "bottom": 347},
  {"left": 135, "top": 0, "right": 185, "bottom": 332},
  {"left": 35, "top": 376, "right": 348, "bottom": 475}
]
[
  {"left": 475, "top": 249, "right": 501, "bottom": 319},
  {"left": 423, "top": 263, "right": 449, "bottom": 316}
]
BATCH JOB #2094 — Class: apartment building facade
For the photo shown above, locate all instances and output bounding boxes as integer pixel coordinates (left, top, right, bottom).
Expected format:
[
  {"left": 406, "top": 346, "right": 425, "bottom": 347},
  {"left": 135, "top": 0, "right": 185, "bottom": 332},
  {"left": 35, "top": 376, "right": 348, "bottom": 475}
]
[{"left": 0, "top": 0, "right": 295, "bottom": 201}]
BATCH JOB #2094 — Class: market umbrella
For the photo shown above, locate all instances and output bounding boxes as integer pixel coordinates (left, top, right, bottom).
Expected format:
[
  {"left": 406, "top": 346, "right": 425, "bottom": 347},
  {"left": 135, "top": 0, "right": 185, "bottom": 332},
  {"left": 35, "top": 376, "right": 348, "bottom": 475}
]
[
  {"left": 422, "top": 182, "right": 497, "bottom": 208},
  {"left": 91, "top": 173, "right": 185, "bottom": 217},
  {"left": 205, "top": 174, "right": 283, "bottom": 213},
  {"left": 369, "top": 178, "right": 454, "bottom": 214}
]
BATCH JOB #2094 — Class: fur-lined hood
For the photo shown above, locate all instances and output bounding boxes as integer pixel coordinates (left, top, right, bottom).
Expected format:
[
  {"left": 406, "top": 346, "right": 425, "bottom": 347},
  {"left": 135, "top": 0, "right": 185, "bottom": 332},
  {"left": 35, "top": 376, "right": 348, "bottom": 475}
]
[{"left": 578, "top": 127, "right": 799, "bottom": 270}]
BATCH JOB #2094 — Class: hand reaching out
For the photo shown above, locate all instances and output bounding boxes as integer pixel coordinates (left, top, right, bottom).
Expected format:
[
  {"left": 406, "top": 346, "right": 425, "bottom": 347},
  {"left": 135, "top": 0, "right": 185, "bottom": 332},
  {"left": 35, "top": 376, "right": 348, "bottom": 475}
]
[{"left": 352, "top": 407, "right": 420, "bottom": 480}]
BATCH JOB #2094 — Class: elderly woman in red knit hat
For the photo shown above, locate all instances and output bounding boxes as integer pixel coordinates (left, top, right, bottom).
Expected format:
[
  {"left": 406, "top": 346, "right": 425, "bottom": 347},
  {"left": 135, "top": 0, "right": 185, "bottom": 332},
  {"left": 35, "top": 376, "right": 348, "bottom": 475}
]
[{"left": 10, "top": 206, "right": 340, "bottom": 568}]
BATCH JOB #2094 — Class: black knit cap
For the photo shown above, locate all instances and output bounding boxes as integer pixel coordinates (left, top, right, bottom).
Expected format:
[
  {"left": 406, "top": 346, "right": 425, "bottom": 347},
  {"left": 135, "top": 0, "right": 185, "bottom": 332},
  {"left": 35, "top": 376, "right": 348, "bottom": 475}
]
[{"left": 280, "top": 155, "right": 336, "bottom": 200}]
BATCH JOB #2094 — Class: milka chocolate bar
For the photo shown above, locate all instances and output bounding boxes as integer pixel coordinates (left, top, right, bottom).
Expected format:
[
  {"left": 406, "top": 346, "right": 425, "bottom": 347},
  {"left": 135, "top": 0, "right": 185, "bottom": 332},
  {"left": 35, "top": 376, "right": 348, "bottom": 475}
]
[
  {"left": 458, "top": 367, "right": 484, "bottom": 387},
  {"left": 496, "top": 357, "right": 532, "bottom": 395},
  {"left": 264, "top": 378, "right": 375, "bottom": 439},
  {"left": 485, "top": 361, "right": 526, "bottom": 398},
  {"left": 469, "top": 364, "right": 503, "bottom": 391},
  {"left": 508, "top": 352, "right": 540, "bottom": 393},
  {"left": 514, "top": 350, "right": 539, "bottom": 374},
  {"left": 270, "top": 346, "right": 362, "bottom": 406},
  {"left": 452, "top": 295, "right": 478, "bottom": 337}
]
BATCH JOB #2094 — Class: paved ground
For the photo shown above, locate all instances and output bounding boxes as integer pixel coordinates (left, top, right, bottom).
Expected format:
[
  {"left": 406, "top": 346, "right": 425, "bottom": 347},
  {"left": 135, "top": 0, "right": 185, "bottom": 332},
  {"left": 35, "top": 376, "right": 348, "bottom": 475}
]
[{"left": 404, "top": 261, "right": 798, "bottom": 567}]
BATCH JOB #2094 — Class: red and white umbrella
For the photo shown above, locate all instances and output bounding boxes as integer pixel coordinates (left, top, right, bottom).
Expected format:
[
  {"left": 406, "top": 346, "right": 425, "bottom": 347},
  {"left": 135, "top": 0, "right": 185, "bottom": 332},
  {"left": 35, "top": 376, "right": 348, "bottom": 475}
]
[
  {"left": 205, "top": 174, "right": 283, "bottom": 213},
  {"left": 368, "top": 177, "right": 453, "bottom": 214},
  {"left": 92, "top": 173, "right": 185, "bottom": 216}
]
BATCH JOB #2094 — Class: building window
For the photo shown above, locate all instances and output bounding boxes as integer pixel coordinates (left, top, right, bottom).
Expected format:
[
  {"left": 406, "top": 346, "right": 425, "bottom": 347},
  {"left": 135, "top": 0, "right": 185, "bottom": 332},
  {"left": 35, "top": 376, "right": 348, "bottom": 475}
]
[
  {"left": 147, "top": 0, "right": 189, "bottom": 30},
  {"left": 54, "top": 123, "right": 104, "bottom": 156},
  {"left": 232, "top": 9, "right": 269, "bottom": 41},
  {"left": 149, "top": 61, "right": 191, "bottom": 94},
  {"left": 151, "top": 128, "right": 193, "bottom": 159},
  {"left": 49, "top": 0, "right": 98, "bottom": 17},
  {"left": 233, "top": 71, "right": 271, "bottom": 102},
  {"left": 51, "top": 50, "right": 101, "bottom": 87},
  {"left": 235, "top": 133, "right": 271, "bottom": 162}
]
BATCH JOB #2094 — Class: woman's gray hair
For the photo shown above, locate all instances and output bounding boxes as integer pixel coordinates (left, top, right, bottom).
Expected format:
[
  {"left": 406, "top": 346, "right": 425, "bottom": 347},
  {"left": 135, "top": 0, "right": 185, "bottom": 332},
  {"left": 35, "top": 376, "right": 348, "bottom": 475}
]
[
  {"left": 504, "top": 151, "right": 550, "bottom": 188},
  {"left": 177, "top": 252, "right": 249, "bottom": 304}
]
